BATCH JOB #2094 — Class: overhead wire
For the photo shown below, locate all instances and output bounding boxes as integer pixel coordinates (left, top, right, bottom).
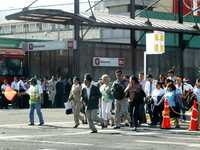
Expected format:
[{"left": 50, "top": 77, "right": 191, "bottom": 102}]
[{"left": 0, "top": 0, "right": 97, "bottom": 12}]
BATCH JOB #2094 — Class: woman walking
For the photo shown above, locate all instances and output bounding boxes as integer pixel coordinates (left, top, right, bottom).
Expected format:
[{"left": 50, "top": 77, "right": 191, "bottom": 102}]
[
  {"left": 159, "top": 82, "right": 181, "bottom": 128},
  {"left": 100, "top": 74, "right": 114, "bottom": 128},
  {"left": 151, "top": 82, "right": 165, "bottom": 126},
  {"left": 68, "top": 77, "right": 84, "bottom": 128},
  {"left": 125, "top": 76, "right": 145, "bottom": 131}
]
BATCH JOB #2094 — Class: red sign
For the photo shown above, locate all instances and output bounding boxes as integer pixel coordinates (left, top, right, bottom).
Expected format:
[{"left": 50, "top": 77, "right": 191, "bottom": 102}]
[
  {"left": 173, "top": 0, "right": 200, "bottom": 16},
  {"left": 118, "top": 58, "right": 125, "bottom": 66},
  {"left": 94, "top": 58, "right": 100, "bottom": 66}
]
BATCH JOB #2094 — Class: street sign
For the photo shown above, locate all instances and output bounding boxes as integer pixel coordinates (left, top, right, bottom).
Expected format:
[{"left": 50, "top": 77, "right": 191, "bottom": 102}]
[
  {"left": 93, "top": 57, "right": 125, "bottom": 67},
  {"left": 68, "top": 40, "right": 77, "bottom": 50},
  {"left": 146, "top": 31, "right": 165, "bottom": 54},
  {"left": 25, "top": 41, "right": 67, "bottom": 51}
]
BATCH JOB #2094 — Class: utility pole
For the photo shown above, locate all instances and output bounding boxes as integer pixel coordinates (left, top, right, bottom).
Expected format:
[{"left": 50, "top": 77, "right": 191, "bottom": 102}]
[
  {"left": 74, "top": 0, "right": 80, "bottom": 76},
  {"left": 130, "top": 0, "right": 136, "bottom": 75},
  {"left": 178, "top": 0, "right": 184, "bottom": 78}
]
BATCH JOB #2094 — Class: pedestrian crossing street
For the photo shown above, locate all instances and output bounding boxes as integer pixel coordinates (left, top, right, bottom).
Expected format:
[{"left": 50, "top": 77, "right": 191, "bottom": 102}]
[
  {"left": 0, "top": 109, "right": 198, "bottom": 150},
  {"left": 0, "top": 121, "right": 199, "bottom": 139}
]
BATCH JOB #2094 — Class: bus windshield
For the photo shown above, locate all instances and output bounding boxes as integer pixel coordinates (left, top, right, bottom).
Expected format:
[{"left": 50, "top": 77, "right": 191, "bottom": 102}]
[{"left": 0, "top": 58, "right": 23, "bottom": 76}]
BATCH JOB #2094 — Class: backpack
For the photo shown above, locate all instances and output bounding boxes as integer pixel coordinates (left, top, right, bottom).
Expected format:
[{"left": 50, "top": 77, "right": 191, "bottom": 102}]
[{"left": 112, "top": 82, "right": 125, "bottom": 100}]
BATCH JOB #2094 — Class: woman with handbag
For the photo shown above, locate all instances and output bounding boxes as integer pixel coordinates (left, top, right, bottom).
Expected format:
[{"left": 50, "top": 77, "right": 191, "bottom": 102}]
[{"left": 68, "top": 77, "right": 84, "bottom": 128}]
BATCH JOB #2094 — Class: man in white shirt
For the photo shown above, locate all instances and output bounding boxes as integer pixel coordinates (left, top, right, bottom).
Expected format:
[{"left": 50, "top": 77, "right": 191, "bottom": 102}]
[
  {"left": 11, "top": 77, "right": 19, "bottom": 108},
  {"left": 139, "top": 72, "right": 146, "bottom": 91},
  {"left": 82, "top": 73, "right": 102, "bottom": 133},
  {"left": 17, "top": 78, "right": 27, "bottom": 92},
  {"left": 17, "top": 78, "right": 28, "bottom": 108},
  {"left": 11, "top": 77, "right": 18, "bottom": 91},
  {"left": 26, "top": 78, "right": 44, "bottom": 126},
  {"left": 144, "top": 74, "right": 156, "bottom": 124}
]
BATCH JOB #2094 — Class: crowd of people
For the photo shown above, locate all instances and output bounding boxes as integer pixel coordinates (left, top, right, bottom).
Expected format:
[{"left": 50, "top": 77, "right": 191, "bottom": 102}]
[
  {"left": 0, "top": 68, "right": 200, "bottom": 132},
  {"left": 66, "top": 69, "right": 200, "bottom": 133},
  {"left": 0, "top": 76, "right": 72, "bottom": 109}
]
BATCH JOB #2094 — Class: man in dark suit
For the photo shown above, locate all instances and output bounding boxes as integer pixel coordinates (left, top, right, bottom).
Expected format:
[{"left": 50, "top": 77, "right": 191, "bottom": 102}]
[{"left": 82, "top": 73, "right": 102, "bottom": 133}]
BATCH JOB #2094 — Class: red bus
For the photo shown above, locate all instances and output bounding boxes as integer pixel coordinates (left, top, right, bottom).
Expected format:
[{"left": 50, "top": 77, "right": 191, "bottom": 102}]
[{"left": 0, "top": 48, "right": 25, "bottom": 84}]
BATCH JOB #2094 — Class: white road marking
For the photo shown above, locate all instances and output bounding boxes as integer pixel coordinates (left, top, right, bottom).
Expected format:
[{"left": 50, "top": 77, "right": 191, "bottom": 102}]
[
  {"left": 0, "top": 131, "right": 91, "bottom": 140},
  {"left": 100, "top": 129, "right": 160, "bottom": 136},
  {"left": 38, "top": 149, "right": 57, "bottom": 150},
  {"left": 166, "top": 136, "right": 200, "bottom": 140},
  {"left": 0, "top": 121, "right": 74, "bottom": 128},
  {"left": 10, "top": 138, "right": 93, "bottom": 147},
  {"left": 136, "top": 140, "right": 200, "bottom": 148}
]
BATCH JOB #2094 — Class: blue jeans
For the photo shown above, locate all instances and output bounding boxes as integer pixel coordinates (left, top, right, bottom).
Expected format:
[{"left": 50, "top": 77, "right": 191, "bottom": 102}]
[{"left": 29, "top": 102, "right": 44, "bottom": 124}]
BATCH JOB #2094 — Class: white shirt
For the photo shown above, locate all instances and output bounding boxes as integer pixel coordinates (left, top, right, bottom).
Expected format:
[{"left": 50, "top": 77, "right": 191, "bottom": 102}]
[
  {"left": 176, "top": 83, "right": 193, "bottom": 94},
  {"left": 86, "top": 85, "right": 92, "bottom": 99},
  {"left": 17, "top": 80, "right": 27, "bottom": 91},
  {"left": 144, "top": 81, "right": 156, "bottom": 97},
  {"left": 152, "top": 88, "right": 165, "bottom": 105},
  {"left": 11, "top": 81, "right": 18, "bottom": 90},
  {"left": 193, "top": 87, "right": 200, "bottom": 103},
  {"left": 1, "top": 84, "right": 9, "bottom": 91},
  {"left": 140, "top": 80, "right": 146, "bottom": 90},
  {"left": 183, "top": 83, "right": 193, "bottom": 92},
  {"left": 175, "top": 84, "right": 183, "bottom": 94},
  {"left": 37, "top": 83, "right": 43, "bottom": 94}
]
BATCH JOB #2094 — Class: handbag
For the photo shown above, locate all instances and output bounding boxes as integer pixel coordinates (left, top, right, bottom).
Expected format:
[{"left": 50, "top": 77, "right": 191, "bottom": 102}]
[{"left": 64, "top": 101, "right": 73, "bottom": 115}]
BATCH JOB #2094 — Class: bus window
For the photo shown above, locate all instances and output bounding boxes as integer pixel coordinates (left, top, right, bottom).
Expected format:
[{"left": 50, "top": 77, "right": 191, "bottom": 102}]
[{"left": 0, "top": 58, "right": 23, "bottom": 76}]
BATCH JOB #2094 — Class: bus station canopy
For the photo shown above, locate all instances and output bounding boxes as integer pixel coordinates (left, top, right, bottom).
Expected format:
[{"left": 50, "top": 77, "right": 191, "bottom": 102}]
[{"left": 6, "top": 9, "right": 200, "bottom": 35}]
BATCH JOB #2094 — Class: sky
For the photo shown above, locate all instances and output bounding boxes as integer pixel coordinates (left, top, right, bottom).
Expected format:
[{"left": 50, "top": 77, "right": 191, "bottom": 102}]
[{"left": 0, "top": 0, "right": 94, "bottom": 20}]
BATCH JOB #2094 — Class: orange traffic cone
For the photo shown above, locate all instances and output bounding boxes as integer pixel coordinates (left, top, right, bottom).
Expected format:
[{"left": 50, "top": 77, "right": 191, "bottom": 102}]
[
  {"left": 188, "top": 98, "right": 199, "bottom": 131},
  {"left": 161, "top": 98, "right": 171, "bottom": 129}
]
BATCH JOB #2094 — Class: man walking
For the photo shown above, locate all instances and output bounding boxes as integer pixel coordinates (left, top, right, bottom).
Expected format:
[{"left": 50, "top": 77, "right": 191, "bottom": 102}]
[
  {"left": 82, "top": 73, "right": 102, "bottom": 133},
  {"left": 112, "top": 69, "right": 130, "bottom": 129},
  {"left": 26, "top": 78, "right": 44, "bottom": 126}
]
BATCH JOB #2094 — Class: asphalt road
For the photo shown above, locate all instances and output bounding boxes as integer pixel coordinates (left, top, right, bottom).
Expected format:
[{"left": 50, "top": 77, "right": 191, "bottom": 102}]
[{"left": 0, "top": 109, "right": 199, "bottom": 150}]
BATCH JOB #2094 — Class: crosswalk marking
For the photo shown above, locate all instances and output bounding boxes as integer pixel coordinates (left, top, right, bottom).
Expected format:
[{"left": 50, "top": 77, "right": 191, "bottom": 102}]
[
  {"left": 0, "top": 131, "right": 91, "bottom": 140},
  {"left": 9, "top": 138, "right": 94, "bottom": 147},
  {"left": 135, "top": 140, "right": 200, "bottom": 148}
]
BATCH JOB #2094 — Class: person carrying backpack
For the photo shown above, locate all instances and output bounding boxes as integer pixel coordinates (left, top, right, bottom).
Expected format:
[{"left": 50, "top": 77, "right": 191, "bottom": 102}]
[
  {"left": 111, "top": 69, "right": 130, "bottom": 129},
  {"left": 26, "top": 78, "right": 44, "bottom": 126}
]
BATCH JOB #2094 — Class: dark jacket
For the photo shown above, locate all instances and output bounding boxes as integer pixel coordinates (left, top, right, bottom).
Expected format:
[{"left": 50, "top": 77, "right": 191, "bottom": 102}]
[{"left": 82, "top": 85, "right": 102, "bottom": 110}]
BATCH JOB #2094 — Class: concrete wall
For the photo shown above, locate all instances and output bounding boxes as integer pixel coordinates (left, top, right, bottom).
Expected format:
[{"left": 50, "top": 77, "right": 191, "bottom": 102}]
[
  {"left": 27, "top": 49, "right": 72, "bottom": 78},
  {"left": 78, "top": 42, "right": 144, "bottom": 81}
]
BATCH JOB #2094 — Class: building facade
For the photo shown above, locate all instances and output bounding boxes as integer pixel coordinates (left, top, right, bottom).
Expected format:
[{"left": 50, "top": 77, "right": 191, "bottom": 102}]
[{"left": 0, "top": 1, "right": 200, "bottom": 81}]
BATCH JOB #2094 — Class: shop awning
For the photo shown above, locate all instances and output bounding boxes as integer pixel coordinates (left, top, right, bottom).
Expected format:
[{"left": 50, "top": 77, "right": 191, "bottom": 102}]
[
  {"left": 6, "top": 9, "right": 200, "bottom": 35},
  {"left": 0, "top": 48, "right": 25, "bottom": 57}
]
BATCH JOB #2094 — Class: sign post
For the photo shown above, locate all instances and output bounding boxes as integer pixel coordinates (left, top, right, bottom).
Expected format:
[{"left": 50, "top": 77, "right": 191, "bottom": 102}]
[{"left": 145, "top": 31, "right": 165, "bottom": 79}]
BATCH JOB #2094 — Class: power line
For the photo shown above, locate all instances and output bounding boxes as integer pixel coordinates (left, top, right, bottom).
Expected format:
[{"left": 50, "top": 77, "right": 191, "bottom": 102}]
[{"left": 0, "top": 1, "right": 96, "bottom": 12}]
